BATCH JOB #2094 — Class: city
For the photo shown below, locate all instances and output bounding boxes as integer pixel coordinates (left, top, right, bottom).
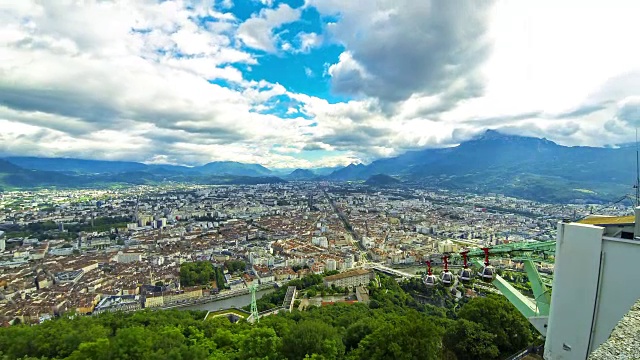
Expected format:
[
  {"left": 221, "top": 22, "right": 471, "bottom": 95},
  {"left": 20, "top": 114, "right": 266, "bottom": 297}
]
[
  {"left": 0, "top": 182, "right": 623, "bottom": 322},
  {"left": 3, "top": 0, "right": 640, "bottom": 359}
]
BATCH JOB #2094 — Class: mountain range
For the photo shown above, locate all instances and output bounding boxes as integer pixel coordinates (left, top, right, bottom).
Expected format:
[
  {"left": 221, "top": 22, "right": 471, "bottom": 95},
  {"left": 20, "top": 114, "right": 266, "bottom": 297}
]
[
  {"left": 326, "top": 130, "right": 635, "bottom": 203},
  {"left": 1, "top": 130, "right": 637, "bottom": 203}
]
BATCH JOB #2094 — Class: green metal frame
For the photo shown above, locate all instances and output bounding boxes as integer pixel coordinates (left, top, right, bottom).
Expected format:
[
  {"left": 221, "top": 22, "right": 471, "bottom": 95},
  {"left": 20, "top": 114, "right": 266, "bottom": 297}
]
[
  {"left": 463, "top": 241, "right": 555, "bottom": 336},
  {"left": 249, "top": 284, "right": 259, "bottom": 323}
]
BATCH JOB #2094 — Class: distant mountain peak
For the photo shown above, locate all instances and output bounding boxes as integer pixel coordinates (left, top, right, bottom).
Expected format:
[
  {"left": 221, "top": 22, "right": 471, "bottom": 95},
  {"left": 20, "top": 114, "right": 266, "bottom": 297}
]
[
  {"left": 286, "top": 168, "right": 316, "bottom": 180},
  {"left": 471, "top": 129, "right": 557, "bottom": 146},
  {"left": 480, "top": 129, "right": 506, "bottom": 139},
  {"left": 289, "top": 168, "right": 314, "bottom": 174},
  {"left": 346, "top": 163, "right": 365, "bottom": 168},
  {"left": 365, "top": 173, "right": 401, "bottom": 186}
]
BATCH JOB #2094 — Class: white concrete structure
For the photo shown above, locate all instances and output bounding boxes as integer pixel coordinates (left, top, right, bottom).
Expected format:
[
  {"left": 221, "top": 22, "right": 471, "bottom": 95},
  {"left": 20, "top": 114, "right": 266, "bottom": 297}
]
[
  {"left": 344, "top": 254, "right": 354, "bottom": 269},
  {"left": 117, "top": 252, "right": 142, "bottom": 264},
  {"left": 545, "top": 211, "right": 640, "bottom": 360},
  {"left": 437, "top": 239, "right": 458, "bottom": 253},
  {"left": 312, "top": 236, "right": 328, "bottom": 248},
  {"left": 326, "top": 258, "right": 337, "bottom": 272},
  {"left": 361, "top": 236, "right": 374, "bottom": 248},
  {"left": 323, "top": 269, "right": 373, "bottom": 288}
]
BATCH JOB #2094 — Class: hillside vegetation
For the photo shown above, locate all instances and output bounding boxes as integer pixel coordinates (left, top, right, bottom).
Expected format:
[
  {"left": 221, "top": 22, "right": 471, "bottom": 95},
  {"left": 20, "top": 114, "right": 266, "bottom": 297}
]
[{"left": 0, "top": 275, "right": 533, "bottom": 360}]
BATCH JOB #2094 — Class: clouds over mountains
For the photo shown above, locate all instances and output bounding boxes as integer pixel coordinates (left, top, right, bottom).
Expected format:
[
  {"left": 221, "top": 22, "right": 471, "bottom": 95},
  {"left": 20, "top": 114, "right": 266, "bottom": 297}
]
[{"left": 1, "top": 0, "right": 640, "bottom": 168}]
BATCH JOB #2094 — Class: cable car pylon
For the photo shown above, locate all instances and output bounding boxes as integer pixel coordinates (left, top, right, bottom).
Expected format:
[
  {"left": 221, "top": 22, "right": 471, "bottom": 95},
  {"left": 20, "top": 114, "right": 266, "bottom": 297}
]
[{"left": 459, "top": 242, "right": 555, "bottom": 336}]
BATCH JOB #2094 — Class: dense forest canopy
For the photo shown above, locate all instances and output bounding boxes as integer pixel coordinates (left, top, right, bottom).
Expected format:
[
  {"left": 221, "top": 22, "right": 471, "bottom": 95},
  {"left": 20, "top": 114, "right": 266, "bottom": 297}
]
[
  {"left": 179, "top": 261, "right": 226, "bottom": 288},
  {"left": 0, "top": 274, "right": 534, "bottom": 360}
]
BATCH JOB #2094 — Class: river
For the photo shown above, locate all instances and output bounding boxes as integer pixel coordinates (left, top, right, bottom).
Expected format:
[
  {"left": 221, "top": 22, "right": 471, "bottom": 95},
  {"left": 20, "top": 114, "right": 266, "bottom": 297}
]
[
  {"left": 179, "top": 288, "right": 275, "bottom": 312},
  {"left": 393, "top": 265, "right": 426, "bottom": 275}
]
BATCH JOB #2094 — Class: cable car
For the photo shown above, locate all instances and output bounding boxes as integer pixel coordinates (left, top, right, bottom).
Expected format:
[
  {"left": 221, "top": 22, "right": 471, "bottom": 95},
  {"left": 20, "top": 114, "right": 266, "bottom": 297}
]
[
  {"left": 441, "top": 255, "right": 453, "bottom": 287},
  {"left": 481, "top": 247, "right": 495, "bottom": 283},
  {"left": 424, "top": 274, "right": 437, "bottom": 287},
  {"left": 481, "top": 266, "right": 495, "bottom": 282},
  {"left": 441, "top": 271, "right": 453, "bottom": 286},
  {"left": 459, "top": 251, "right": 472, "bottom": 283},
  {"left": 423, "top": 260, "right": 437, "bottom": 287}
]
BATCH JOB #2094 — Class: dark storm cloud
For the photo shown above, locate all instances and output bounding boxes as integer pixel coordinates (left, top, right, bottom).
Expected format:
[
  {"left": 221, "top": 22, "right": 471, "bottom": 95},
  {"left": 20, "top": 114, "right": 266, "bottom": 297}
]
[
  {"left": 551, "top": 121, "right": 580, "bottom": 137},
  {"left": 327, "top": 0, "right": 495, "bottom": 104},
  {"left": 302, "top": 143, "right": 326, "bottom": 151},
  {"left": 555, "top": 103, "right": 609, "bottom": 119},
  {"left": 0, "top": 87, "right": 118, "bottom": 133},
  {"left": 494, "top": 121, "right": 581, "bottom": 141},
  {"left": 462, "top": 111, "right": 542, "bottom": 127},
  {"left": 616, "top": 97, "right": 640, "bottom": 127},
  {"left": 317, "top": 126, "right": 391, "bottom": 147},
  {"left": 0, "top": 82, "right": 249, "bottom": 145},
  {"left": 604, "top": 119, "right": 627, "bottom": 135}
]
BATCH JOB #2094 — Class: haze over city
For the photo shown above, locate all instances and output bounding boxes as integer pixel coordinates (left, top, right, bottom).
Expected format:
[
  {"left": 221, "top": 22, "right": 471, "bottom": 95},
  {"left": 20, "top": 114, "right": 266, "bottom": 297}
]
[{"left": 3, "top": 0, "right": 640, "bottom": 169}]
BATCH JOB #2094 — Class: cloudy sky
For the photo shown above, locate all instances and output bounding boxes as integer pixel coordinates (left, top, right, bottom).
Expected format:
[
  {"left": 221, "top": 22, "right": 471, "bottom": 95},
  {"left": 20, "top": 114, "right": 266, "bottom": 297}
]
[{"left": 2, "top": 0, "right": 640, "bottom": 169}]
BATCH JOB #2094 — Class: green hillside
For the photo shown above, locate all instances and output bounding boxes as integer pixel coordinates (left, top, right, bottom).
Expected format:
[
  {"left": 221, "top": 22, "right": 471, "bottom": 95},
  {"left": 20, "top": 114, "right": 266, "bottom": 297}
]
[{"left": 0, "top": 275, "right": 533, "bottom": 360}]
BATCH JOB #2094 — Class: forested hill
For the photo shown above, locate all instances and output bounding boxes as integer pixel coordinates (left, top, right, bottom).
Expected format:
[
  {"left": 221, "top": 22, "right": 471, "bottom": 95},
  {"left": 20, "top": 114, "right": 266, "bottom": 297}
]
[{"left": 0, "top": 275, "right": 534, "bottom": 360}]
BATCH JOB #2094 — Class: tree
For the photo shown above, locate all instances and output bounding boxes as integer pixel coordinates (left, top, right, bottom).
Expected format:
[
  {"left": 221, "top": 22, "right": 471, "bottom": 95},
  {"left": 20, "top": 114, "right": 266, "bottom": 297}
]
[
  {"left": 281, "top": 320, "right": 345, "bottom": 360},
  {"left": 443, "top": 319, "right": 499, "bottom": 360},
  {"left": 111, "top": 326, "right": 154, "bottom": 359},
  {"left": 239, "top": 327, "right": 281, "bottom": 360},
  {"left": 67, "top": 338, "right": 112, "bottom": 360},
  {"left": 457, "top": 295, "right": 533, "bottom": 356},
  {"left": 225, "top": 260, "right": 247, "bottom": 274},
  {"left": 351, "top": 314, "right": 442, "bottom": 360},
  {"left": 180, "top": 261, "right": 217, "bottom": 287},
  {"left": 344, "top": 318, "right": 377, "bottom": 351}
]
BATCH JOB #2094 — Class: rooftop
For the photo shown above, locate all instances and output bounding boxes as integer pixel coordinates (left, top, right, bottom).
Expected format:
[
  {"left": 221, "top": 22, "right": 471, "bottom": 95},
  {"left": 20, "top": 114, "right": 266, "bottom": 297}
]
[
  {"left": 578, "top": 215, "right": 635, "bottom": 225},
  {"left": 324, "top": 268, "right": 371, "bottom": 281}
]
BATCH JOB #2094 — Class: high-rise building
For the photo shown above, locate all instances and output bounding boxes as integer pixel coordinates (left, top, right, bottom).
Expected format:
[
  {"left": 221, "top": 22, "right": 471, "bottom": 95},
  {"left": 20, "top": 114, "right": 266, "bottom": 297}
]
[{"left": 325, "top": 258, "right": 337, "bottom": 271}]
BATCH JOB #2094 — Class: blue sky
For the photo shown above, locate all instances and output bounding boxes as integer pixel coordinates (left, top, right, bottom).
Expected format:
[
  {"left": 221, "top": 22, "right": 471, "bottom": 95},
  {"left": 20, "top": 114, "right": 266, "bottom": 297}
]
[{"left": 2, "top": 0, "right": 640, "bottom": 168}]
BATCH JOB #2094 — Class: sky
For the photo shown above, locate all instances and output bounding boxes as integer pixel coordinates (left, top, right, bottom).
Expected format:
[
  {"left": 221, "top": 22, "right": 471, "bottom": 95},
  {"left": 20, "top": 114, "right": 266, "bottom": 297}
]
[{"left": 2, "top": 0, "right": 640, "bottom": 169}]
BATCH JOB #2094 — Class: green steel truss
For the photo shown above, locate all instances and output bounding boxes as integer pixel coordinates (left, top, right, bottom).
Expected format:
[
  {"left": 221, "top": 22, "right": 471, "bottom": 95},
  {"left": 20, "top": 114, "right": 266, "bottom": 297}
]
[
  {"left": 461, "top": 241, "right": 556, "bottom": 336},
  {"left": 249, "top": 284, "right": 259, "bottom": 323}
]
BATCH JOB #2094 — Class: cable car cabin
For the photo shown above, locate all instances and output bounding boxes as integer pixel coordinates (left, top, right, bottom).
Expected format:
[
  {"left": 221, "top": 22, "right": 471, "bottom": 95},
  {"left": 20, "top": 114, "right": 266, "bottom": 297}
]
[
  {"left": 441, "top": 271, "right": 453, "bottom": 286},
  {"left": 459, "top": 268, "right": 472, "bottom": 283},
  {"left": 423, "top": 274, "right": 436, "bottom": 287},
  {"left": 481, "top": 265, "right": 495, "bottom": 283}
]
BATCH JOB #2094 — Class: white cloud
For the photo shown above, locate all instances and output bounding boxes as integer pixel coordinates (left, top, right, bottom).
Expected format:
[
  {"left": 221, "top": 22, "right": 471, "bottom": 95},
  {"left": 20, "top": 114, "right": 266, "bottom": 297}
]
[
  {"left": 304, "top": 67, "right": 314, "bottom": 77},
  {"left": 315, "top": 0, "right": 492, "bottom": 103},
  {"left": 219, "top": 0, "right": 234, "bottom": 10},
  {"left": 237, "top": 4, "right": 301, "bottom": 52},
  {"left": 293, "top": 32, "right": 322, "bottom": 53},
  {"left": 0, "top": 0, "right": 342, "bottom": 168},
  {"left": 3, "top": 0, "right": 640, "bottom": 170}
]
